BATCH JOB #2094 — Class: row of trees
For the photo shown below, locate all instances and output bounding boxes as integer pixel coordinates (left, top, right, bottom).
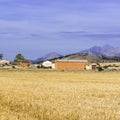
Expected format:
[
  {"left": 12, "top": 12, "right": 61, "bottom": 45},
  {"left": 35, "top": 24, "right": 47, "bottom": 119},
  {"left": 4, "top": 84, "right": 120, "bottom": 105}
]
[{"left": 0, "top": 53, "right": 26, "bottom": 62}]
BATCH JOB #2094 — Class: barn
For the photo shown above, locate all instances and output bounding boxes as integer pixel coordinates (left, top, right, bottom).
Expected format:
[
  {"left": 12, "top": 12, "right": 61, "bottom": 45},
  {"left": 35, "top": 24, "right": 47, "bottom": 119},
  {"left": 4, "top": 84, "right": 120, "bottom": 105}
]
[{"left": 55, "top": 60, "right": 88, "bottom": 70}]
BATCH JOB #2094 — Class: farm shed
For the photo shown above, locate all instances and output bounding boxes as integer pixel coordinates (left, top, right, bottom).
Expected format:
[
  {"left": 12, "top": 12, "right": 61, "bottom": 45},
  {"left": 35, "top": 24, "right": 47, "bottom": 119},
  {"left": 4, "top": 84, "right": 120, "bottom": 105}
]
[
  {"left": 55, "top": 60, "right": 88, "bottom": 70},
  {"left": 85, "top": 63, "right": 97, "bottom": 70}
]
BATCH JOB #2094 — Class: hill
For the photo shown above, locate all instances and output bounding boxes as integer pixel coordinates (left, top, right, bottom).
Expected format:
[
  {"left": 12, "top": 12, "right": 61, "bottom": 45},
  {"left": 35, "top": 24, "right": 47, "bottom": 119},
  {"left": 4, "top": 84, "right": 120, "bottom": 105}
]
[{"left": 56, "top": 53, "right": 118, "bottom": 63}]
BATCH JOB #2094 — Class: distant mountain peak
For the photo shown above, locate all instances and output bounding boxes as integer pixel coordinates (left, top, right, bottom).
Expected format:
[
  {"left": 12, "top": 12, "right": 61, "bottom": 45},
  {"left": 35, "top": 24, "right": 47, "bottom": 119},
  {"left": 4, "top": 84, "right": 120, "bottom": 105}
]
[
  {"left": 80, "top": 45, "right": 120, "bottom": 57},
  {"left": 33, "top": 52, "right": 62, "bottom": 63},
  {"left": 45, "top": 52, "right": 62, "bottom": 57}
]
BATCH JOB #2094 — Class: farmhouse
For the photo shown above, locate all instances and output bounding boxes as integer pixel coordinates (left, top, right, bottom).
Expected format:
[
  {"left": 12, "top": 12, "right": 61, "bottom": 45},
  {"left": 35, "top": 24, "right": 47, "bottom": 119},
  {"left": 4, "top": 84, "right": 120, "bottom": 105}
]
[
  {"left": 85, "top": 63, "right": 97, "bottom": 70},
  {"left": 11, "top": 60, "right": 31, "bottom": 68},
  {"left": 20, "top": 61, "right": 30, "bottom": 67},
  {"left": 55, "top": 60, "right": 88, "bottom": 70}
]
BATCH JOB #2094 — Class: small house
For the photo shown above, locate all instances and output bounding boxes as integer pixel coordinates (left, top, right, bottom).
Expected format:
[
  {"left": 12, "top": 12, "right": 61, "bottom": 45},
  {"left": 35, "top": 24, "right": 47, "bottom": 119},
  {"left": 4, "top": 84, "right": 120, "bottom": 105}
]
[{"left": 85, "top": 63, "right": 97, "bottom": 70}]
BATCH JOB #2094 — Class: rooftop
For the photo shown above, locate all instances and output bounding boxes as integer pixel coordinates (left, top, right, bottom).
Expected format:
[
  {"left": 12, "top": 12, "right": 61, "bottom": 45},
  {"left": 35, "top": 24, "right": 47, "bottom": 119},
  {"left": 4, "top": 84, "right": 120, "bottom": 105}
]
[{"left": 57, "top": 59, "right": 88, "bottom": 62}]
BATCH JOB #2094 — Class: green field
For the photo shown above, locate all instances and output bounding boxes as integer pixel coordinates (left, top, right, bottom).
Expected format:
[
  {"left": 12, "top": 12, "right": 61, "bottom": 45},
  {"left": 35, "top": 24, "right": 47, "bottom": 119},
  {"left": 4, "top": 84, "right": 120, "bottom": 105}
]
[{"left": 0, "top": 70, "right": 120, "bottom": 120}]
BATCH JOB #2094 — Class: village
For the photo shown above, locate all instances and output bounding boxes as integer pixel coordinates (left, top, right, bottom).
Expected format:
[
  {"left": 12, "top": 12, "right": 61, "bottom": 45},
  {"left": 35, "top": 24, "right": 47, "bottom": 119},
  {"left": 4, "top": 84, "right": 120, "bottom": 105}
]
[{"left": 1, "top": 57, "right": 120, "bottom": 71}]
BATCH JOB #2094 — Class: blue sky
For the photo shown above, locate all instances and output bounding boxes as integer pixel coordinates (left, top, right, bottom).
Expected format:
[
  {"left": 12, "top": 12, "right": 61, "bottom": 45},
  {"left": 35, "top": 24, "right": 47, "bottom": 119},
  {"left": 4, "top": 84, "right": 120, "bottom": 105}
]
[{"left": 0, "top": 0, "right": 120, "bottom": 60}]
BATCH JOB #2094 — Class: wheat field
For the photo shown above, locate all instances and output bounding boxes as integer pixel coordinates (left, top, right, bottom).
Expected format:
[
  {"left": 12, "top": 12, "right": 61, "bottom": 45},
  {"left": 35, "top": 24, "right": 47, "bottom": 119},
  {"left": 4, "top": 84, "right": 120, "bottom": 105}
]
[{"left": 0, "top": 70, "right": 120, "bottom": 120}]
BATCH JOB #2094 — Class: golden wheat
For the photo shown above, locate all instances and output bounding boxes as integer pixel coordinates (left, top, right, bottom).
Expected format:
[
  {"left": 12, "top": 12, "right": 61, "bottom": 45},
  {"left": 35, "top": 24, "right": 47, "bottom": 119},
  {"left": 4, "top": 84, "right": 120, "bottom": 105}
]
[{"left": 0, "top": 70, "right": 120, "bottom": 120}]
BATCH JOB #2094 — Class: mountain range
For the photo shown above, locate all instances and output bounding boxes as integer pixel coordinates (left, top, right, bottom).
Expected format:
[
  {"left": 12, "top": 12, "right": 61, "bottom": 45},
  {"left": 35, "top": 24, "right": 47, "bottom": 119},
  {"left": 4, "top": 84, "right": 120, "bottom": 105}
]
[
  {"left": 80, "top": 45, "right": 120, "bottom": 56},
  {"left": 32, "top": 45, "right": 120, "bottom": 63}
]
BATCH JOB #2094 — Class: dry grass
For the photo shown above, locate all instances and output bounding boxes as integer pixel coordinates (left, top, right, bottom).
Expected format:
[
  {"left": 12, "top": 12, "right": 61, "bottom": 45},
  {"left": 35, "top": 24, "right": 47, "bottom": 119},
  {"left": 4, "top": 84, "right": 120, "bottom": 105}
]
[{"left": 0, "top": 70, "right": 120, "bottom": 120}]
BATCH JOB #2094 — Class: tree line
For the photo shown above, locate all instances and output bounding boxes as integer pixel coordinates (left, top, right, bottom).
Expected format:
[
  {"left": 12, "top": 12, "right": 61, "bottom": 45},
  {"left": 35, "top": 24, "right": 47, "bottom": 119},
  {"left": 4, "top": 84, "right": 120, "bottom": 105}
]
[{"left": 0, "top": 53, "right": 27, "bottom": 62}]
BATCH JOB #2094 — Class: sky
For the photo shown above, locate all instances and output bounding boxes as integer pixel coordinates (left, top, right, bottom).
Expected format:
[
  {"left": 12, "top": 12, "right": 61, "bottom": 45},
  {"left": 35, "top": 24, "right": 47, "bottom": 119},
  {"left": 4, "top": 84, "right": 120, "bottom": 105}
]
[{"left": 0, "top": 0, "right": 120, "bottom": 60}]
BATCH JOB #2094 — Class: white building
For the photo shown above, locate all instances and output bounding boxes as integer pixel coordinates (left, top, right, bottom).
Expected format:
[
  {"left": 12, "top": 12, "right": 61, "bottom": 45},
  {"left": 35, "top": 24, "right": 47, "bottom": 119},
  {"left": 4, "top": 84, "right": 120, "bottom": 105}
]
[
  {"left": 42, "top": 61, "right": 55, "bottom": 69},
  {"left": 86, "top": 63, "right": 97, "bottom": 70}
]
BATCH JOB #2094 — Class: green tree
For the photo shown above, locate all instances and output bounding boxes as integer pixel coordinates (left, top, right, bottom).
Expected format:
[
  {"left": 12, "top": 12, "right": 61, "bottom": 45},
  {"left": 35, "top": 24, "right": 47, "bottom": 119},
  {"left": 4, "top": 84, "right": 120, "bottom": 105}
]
[
  {"left": 14, "top": 53, "right": 25, "bottom": 62},
  {"left": 0, "top": 54, "right": 3, "bottom": 59}
]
